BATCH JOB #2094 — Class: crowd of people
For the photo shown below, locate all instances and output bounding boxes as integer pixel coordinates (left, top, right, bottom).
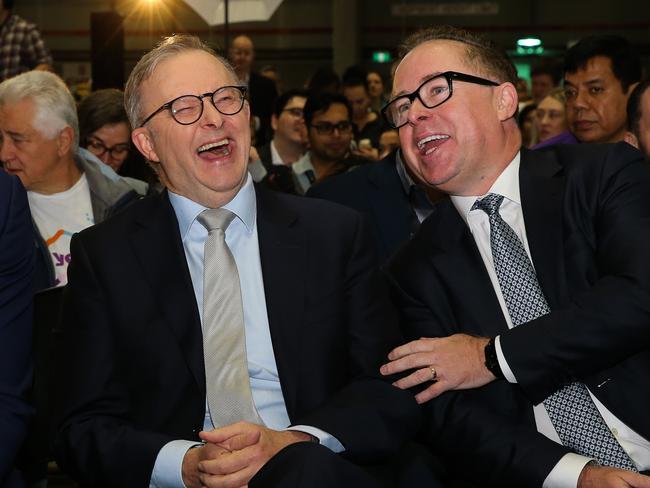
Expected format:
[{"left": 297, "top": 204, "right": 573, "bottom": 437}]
[{"left": 2, "top": 3, "right": 650, "bottom": 488}]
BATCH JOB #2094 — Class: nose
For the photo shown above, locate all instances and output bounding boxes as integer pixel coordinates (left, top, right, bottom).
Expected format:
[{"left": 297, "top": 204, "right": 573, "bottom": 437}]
[
  {"left": 406, "top": 97, "right": 431, "bottom": 126},
  {"left": 98, "top": 151, "right": 111, "bottom": 165},
  {"left": 571, "top": 89, "right": 590, "bottom": 110},
  {"left": 200, "top": 97, "right": 225, "bottom": 128}
]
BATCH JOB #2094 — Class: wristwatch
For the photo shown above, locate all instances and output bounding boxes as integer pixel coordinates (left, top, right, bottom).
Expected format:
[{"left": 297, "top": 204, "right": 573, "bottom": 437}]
[{"left": 484, "top": 337, "right": 505, "bottom": 379}]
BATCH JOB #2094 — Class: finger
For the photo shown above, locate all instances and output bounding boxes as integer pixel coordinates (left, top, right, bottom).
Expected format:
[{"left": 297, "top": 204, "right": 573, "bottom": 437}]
[
  {"left": 201, "top": 422, "right": 255, "bottom": 444},
  {"left": 200, "top": 465, "right": 257, "bottom": 488},
  {"left": 219, "top": 431, "right": 261, "bottom": 451},
  {"left": 381, "top": 352, "right": 434, "bottom": 376},
  {"left": 199, "top": 449, "right": 252, "bottom": 476},
  {"left": 387, "top": 338, "right": 435, "bottom": 361},
  {"left": 414, "top": 381, "right": 449, "bottom": 403},
  {"left": 392, "top": 366, "right": 438, "bottom": 389}
]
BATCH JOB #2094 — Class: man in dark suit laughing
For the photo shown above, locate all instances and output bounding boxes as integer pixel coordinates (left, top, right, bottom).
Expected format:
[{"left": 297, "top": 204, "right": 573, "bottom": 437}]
[
  {"left": 52, "top": 34, "right": 420, "bottom": 488},
  {"left": 381, "top": 25, "right": 650, "bottom": 488}
]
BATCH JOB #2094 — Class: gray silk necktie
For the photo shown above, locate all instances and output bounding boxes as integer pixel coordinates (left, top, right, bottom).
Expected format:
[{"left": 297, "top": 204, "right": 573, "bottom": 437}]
[
  {"left": 472, "top": 193, "right": 637, "bottom": 471},
  {"left": 197, "top": 208, "right": 263, "bottom": 428}
]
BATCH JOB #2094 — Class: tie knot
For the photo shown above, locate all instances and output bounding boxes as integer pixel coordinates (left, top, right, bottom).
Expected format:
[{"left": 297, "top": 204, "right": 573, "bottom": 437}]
[
  {"left": 197, "top": 208, "right": 236, "bottom": 233},
  {"left": 472, "top": 193, "right": 504, "bottom": 216}
]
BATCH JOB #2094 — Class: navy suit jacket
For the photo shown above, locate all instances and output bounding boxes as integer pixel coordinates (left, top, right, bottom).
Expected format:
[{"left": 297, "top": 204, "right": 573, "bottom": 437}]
[
  {"left": 387, "top": 143, "right": 650, "bottom": 487},
  {"left": 0, "top": 172, "right": 34, "bottom": 487},
  {"left": 52, "top": 185, "right": 420, "bottom": 487},
  {"left": 307, "top": 154, "right": 414, "bottom": 263}
]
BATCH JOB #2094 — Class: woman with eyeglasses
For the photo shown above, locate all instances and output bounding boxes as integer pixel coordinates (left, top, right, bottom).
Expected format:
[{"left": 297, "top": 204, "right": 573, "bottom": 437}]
[{"left": 78, "top": 89, "right": 159, "bottom": 190}]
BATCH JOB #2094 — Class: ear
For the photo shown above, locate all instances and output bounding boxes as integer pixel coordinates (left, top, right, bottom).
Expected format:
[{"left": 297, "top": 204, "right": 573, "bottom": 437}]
[
  {"left": 495, "top": 82, "right": 518, "bottom": 121},
  {"left": 131, "top": 127, "right": 161, "bottom": 163},
  {"left": 56, "top": 126, "right": 74, "bottom": 157},
  {"left": 271, "top": 113, "right": 278, "bottom": 132},
  {"left": 624, "top": 131, "right": 639, "bottom": 149}
]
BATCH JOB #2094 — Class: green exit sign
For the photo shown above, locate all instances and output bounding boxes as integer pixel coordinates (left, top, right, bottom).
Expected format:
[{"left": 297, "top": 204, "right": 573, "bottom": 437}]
[{"left": 372, "top": 51, "right": 392, "bottom": 63}]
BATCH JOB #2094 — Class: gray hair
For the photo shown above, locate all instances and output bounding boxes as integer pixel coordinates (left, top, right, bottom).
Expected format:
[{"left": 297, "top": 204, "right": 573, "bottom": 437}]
[
  {"left": 125, "top": 34, "right": 239, "bottom": 128},
  {"left": 0, "top": 70, "right": 79, "bottom": 151}
]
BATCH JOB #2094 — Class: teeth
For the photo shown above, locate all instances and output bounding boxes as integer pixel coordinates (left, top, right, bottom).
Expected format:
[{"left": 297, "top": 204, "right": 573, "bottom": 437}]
[
  {"left": 417, "top": 134, "right": 449, "bottom": 150},
  {"left": 198, "top": 139, "right": 228, "bottom": 153}
]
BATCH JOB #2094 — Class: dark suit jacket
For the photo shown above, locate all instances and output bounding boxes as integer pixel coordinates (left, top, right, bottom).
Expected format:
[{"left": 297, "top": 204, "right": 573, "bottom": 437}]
[
  {"left": 0, "top": 172, "right": 34, "bottom": 487},
  {"left": 387, "top": 143, "right": 650, "bottom": 487},
  {"left": 307, "top": 154, "right": 414, "bottom": 263},
  {"left": 52, "top": 186, "right": 420, "bottom": 487}
]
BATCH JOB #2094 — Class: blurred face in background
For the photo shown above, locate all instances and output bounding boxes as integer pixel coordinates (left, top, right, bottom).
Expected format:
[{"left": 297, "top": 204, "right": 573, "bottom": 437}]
[
  {"left": 308, "top": 102, "right": 352, "bottom": 162},
  {"left": 229, "top": 35, "right": 254, "bottom": 78},
  {"left": 272, "top": 95, "right": 306, "bottom": 146},
  {"left": 367, "top": 72, "right": 385, "bottom": 99},
  {"left": 343, "top": 84, "right": 371, "bottom": 120},
  {"left": 535, "top": 96, "right": 567, "bottom": 143},
  {"left": 85, "top": 122, "right": 131, "bottom": 172},
  {"left": 565, "top": 56, "right": 633, "bottom": 143},
  {"left": 531, "top": 73, "right": 555, "bottom": 103}
]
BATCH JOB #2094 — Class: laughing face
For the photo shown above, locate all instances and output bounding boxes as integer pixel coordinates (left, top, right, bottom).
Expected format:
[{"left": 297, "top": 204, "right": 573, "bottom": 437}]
[
  {"left": 132, "top": 50, "right": 250, "bottom": 208},
  {"left": 393, "top": 40, "right": 516, "bottom": 196}
]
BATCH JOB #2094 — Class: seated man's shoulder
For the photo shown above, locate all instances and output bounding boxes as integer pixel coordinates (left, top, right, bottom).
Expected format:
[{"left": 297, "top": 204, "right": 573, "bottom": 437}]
[{"left": 536, "top": 141, "right": 644, "bottom": 174}]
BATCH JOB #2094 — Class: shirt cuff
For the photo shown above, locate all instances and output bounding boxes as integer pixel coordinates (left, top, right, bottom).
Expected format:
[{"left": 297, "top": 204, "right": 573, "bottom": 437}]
[
  {"left": 495, "top": 334, "right": 518, "bottom": 383},
  {"left": 288, "top": 425, "right": 345, "bottom": 453},
  {"left": 542, "top": 453, "right": 592, "bottom": 488},
  {"left": 149, "top": 439, "right": 198, "bottom": 488}
]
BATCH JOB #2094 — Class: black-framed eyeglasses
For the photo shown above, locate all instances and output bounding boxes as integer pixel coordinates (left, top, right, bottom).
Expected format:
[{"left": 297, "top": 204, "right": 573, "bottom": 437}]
[
  {"left": 381, "top": 71, "right": 500, "bottom": 129},
  {"left": 86, "top": 136, "right": 130, "bottom": 160},
  {"left": 139, "top": 85, "right": 247, "bottom": 127},
  {"left": 311, "top": 120, "right": 353, "bottom": 135}
]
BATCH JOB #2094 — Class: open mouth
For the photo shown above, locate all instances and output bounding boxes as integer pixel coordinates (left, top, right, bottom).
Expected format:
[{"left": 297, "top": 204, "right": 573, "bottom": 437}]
[
  {"left": 197, "top": 139, "right": 231, "bottom": 158},
  {"left": 417, "top": 134, "right": 450, "bottom": 155}
]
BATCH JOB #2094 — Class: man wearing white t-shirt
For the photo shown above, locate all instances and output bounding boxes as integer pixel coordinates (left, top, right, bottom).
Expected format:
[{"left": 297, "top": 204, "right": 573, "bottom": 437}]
[{"left": 0, "top": 70, "right": 142, "bottom": 290}]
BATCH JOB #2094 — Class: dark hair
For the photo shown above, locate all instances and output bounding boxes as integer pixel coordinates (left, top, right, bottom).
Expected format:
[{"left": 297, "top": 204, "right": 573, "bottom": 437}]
[
  {"left": 564, "top": 36, "right": 642, "bottom": 92},
  {"left": 341, "top": 76, "right": 369, "bottom": 94},
  {"left": 397, "top": 25, "right": 518, "bottom": 85},
  {"left": 306, "top": 67, "right": 341, "bottom": 96},
  {"left": 303, "top": 92, "right": 351, "bottom": 128},
  {"left": 518, "top": 103, "right": 537, "bottom": 127},
  {"left": 531, "top": 61, "right": 562, "bottom": 86},
  {"left": 272, "top": 88, "right": 308, "bottom": 118},
  {"left": 77, "top": 89, "right": 130, "bottom": 145},
  {"left": 626, "top": 79, "right": 650, "bottom": 135}
]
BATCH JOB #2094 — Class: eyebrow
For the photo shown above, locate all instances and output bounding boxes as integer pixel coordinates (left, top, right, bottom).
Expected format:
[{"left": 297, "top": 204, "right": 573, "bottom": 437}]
[
  {"left": 393, "top": 72, "right": 444, "bottom": 98},
  {"left": 564, "top": 77, "right": 605, "bottom": 87}
]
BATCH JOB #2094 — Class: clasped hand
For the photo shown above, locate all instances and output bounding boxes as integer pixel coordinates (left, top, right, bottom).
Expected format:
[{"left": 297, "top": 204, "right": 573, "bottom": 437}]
[
  {"left": 183, "top": 421, "right": 312, "bottom": 488},
  {"left": 380, "top": 333, "right": 495, "bottom": 403}
]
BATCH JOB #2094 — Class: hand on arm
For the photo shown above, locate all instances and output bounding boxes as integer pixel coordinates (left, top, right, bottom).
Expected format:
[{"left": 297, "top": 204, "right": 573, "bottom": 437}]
[
  {"left": 192, "top": 421, "right": 312, "bottom": 487},
  {"left": 380, "top": 333, "right": 495, "bottom": 403},
  {"left": 578, "top": 465, "right": 650, "bottom": 488}
]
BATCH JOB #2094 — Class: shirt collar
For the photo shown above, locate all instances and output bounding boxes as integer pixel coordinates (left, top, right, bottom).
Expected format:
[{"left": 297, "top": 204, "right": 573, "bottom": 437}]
[
  {"left": 292, "top": 152, "right": 314, "bottom": 175},
  {"left": 451, "top": 151, "right": 521, "bottom": 225},
  {"left": 269, "top": 140, "right": 284, "bottom": 166},
  {"left": 169, "top": 172, "right": 256, "bottom": 239}
]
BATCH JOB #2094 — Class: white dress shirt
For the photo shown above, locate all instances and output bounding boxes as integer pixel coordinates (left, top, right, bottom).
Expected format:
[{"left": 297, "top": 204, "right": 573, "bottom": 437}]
[
  {"left": 450, "top": 152, "right": 650, "bottom": 488},
  {"left": 150, "top": 175, "right": 342, "bottom": 487}
]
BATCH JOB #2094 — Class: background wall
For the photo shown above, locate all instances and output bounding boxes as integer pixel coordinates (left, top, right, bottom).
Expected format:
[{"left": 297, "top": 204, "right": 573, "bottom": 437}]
[{"left": 13, "top": 0, "right": 650, "bottom": 93}]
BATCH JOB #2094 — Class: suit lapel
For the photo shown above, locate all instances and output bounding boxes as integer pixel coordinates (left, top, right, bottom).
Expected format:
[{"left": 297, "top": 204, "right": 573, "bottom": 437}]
[
  {"left": 255, "top": 188, "right": 306, "bottom": 418},
  {"left": 429, "top": 202, "right": 510, "bottom": 337},
  {"left": 129, "top": 192, "right": 206, "bottom": 397},
  {"left": 519, "top": 149, "right": 567, "bottom": 309}
]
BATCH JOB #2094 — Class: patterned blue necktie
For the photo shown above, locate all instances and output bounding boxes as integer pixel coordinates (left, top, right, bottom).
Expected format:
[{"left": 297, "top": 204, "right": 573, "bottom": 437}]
[{"left": 472, "top": 193, "right": 637, "bottom": 471}]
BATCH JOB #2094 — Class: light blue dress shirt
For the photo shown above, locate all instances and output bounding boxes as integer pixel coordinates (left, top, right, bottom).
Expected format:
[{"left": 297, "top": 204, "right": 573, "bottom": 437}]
[{"left": 150, "top": 174, "right": 342, "bottom": 488}]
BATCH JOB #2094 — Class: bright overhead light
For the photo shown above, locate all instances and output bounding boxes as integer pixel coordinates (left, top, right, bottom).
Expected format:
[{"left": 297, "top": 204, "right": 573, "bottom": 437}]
[{"left": 517, "top": 37, "right": 542, "bottom": 48}]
